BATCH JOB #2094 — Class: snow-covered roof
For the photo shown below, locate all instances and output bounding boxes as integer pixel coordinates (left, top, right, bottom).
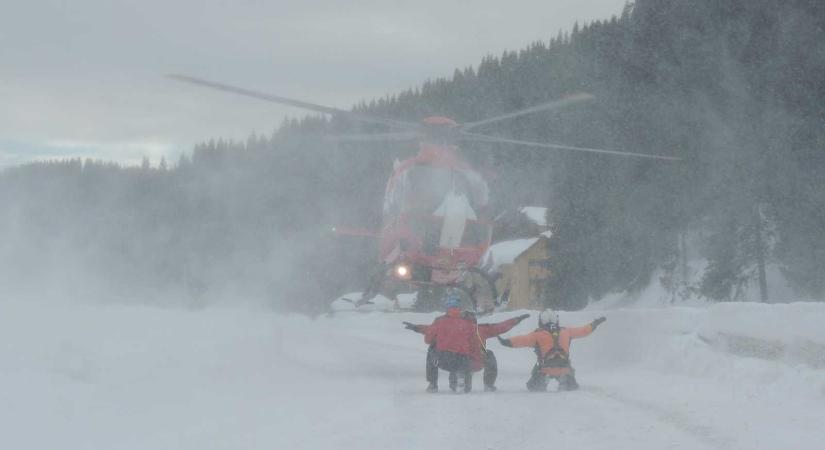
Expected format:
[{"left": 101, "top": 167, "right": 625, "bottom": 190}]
[
  {"left": 520, "top": 206, "right": 548, "bottom": 227},
  {"left": 483, "top": 237, "right": 540, "bottom": 271}
]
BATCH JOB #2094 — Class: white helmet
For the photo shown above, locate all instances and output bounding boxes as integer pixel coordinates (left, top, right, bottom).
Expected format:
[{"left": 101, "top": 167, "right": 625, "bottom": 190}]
[{"left": 539, "top": 309, "right": 559, "bottom": 327}]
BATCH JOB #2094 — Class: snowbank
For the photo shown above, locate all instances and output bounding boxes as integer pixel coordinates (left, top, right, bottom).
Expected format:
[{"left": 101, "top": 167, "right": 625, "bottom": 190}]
[{"left": 593, "top": 262, "right": 800, "bottom": 309}]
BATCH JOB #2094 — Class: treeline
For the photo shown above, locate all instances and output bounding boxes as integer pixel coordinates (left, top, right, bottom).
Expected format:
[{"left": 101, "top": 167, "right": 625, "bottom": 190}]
[{"left": 1, "top": 0, "right": 823, "bottom": 310}]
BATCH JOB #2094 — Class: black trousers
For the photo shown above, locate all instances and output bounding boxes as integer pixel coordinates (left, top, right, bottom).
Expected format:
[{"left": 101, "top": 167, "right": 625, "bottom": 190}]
[
  {"left": 526, "top": 364, "right": 579, "bottom": 392},
  {"left": 483, "top": 349, "right": 497, "bottom": 387},
  {"left": 426, "top": 346, "right": 498, "bottom": 389}
]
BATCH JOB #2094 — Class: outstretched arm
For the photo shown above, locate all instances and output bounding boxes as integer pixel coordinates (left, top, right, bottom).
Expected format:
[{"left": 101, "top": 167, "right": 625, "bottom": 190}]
[
  {"left": 478, "top": 314, "right": 530, "bottom": 340},
  {"left": 568, "top": 317, "right": 606, "bottom": 339},
  {"left": 497, "top": 332, "right": 538, "bottom": 349},
  {"left": 402, "top": 322, "right": 429, "bottom": 335}
]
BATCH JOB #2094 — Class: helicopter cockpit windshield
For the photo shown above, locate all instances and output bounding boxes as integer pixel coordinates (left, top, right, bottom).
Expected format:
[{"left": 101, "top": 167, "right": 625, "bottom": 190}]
[
  {"left": 382, "top": 163, "right": 492, "bottom": 253},
  {"left": 404, "top": 166, "right": 453, "bottom": 214},
  {"left": 399, "top": 165, "right": 487, "bottom": 215}
]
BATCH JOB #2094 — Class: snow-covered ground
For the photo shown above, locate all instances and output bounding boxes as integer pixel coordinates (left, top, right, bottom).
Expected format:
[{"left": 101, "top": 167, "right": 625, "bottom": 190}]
[{"left": 2, "top": 300, "right": 824, "bottom": 450}]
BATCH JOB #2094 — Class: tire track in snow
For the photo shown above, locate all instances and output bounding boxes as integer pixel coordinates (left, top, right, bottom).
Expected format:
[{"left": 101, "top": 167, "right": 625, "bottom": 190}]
[
  {"left": 698, "top": 332, "right": 825, "bottom": 369},
  {"left": 273, "top": 326, "right": 420, "bottom": 381},
  {"left": 384, "top": 386, "right": 728, "bottom": 450},
  {"left": 583, "top": 385, "right": 736, "bottom": 449}
]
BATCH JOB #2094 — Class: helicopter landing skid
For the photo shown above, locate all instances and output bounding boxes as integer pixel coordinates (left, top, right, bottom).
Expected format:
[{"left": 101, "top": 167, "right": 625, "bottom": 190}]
[{"left": 340, "top": 297, "right": 375, "bottom": 306}]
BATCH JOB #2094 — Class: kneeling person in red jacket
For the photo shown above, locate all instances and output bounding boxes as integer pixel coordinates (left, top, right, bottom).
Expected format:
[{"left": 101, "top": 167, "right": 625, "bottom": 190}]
[{"left": 403, "top": 295, "right": 529, "bottom": 392}]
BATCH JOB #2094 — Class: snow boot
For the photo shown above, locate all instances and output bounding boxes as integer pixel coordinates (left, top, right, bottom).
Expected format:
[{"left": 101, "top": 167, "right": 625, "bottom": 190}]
[
  {"left": 463, "top": 371, "right": 472, "bottom": 393},
  {"left": 454, "top": 376, "right": 466, "bottom": 393},
  {"left": 483, "top": 350, "right": 498, "bottom": 389},
  {"left": 448, "top": 371, "right": 458, "bottom": 392},
  {"left": 558, "top": 373, "right": 579, "bottom": 391},
  {"left": 526, "top": 365, "right": 548, "bottom": 392}
]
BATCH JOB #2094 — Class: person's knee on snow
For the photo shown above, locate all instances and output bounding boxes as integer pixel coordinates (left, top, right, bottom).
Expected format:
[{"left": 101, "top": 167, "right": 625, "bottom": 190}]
[
  {"left": 526, "top": 364, "right": 548, "bottom": 392},
  {"left": 558, "top": 371, "right": 579, "bottom": 391}
]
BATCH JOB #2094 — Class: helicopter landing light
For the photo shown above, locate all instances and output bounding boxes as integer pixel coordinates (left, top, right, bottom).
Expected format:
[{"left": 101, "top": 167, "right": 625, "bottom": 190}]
[{"left": 394, "top": 264, "right": 411, "bottom": 279}]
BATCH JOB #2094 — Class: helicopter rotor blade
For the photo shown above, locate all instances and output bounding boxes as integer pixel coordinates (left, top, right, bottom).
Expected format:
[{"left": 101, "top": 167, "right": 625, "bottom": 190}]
[
  {"left": 327, "top": 131, "right": 423, "bottom": 142},
  {"left": 460, "top": 93, "right": 595, "bottom": 132},
  {"left": 460, "top": 132, "right": 681, "bottom": 161},
  {"left": 167, "top": 74, "right": 420, "bottom": 131}
]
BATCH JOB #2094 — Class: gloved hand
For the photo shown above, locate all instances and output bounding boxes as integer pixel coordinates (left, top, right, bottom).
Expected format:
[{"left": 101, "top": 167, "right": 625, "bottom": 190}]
[
  {"left": 591, "top": 316, "right": 607, "bottom": 329},
  {"left": 402, "top": 321, "right": 419, "bottom": 331},
  {"left": 497, "top": 336, "right": 512, "bottom": 347},
  {"left": 514, "top": 313, "right": 530, "bottom": 323}
]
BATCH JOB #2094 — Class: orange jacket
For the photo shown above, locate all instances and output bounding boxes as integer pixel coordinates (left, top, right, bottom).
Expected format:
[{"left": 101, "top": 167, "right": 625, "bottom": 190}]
[{"left": 507, "top": 324, "right": 593, "bottom": 376}]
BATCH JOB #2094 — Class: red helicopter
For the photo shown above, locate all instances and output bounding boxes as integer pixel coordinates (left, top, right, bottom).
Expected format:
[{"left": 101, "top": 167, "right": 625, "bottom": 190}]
[{"left": 169, "top": 75, "right": 678, "bottom": 311}]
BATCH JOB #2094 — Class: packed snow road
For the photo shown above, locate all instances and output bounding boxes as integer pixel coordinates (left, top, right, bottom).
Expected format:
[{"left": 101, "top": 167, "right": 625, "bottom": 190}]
[{"left": 1, "top": 301, "right": 824, "bottom": 450}]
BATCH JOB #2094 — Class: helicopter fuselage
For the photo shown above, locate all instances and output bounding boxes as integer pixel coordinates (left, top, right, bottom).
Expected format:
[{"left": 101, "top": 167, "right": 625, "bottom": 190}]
[{"left": 380, "top": 140, "right": 493, "bottom": 286}]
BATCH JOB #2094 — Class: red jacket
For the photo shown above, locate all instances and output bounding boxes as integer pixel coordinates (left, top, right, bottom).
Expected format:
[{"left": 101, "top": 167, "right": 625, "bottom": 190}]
[
  {"left": 424, "top": 308, "right": 476, "bottom": 356},
  {"left": 420, "top": 310, "right": 520, "bottom": 371}
]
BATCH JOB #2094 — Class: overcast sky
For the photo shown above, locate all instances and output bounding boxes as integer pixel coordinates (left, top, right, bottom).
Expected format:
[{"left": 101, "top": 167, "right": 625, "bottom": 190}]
[{"left": 0, "top": 0, "right": 627, "bottom": 168}]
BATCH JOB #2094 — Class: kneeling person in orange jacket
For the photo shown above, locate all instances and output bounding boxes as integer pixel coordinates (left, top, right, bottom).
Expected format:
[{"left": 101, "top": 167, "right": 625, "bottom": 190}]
[{"left": 497, "top": 309, "right": 606, "bottom": 391}]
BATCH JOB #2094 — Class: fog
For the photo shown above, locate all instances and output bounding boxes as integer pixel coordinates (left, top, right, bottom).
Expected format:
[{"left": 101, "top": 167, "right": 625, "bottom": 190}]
[{"left": 2, "top": 2, "right": 825, "bottom": 449}]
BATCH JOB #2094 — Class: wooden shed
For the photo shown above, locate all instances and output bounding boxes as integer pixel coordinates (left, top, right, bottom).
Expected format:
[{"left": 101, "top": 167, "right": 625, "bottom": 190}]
[{"left": 485, "top": 234, "right": 552, "bottom": 310}]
